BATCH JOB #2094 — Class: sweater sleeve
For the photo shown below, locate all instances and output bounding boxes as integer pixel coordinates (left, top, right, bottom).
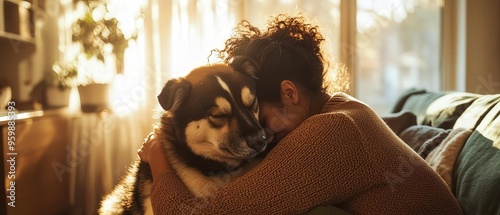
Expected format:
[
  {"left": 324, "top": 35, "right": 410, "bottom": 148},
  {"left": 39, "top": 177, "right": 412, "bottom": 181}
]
[{"left": 150, "top": 112, "right": 382, "bottom": 214}]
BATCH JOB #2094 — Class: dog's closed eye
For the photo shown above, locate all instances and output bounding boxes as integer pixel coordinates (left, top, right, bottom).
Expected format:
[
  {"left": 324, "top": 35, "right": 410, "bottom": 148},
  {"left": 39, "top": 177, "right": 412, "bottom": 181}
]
[
  {"left": 209, "top": 113, "right": 229, "bottom": 119},
  {"left": 208, "top": 112, "right": 230, "bottom": 128},
  {"left": 208, "top": 106, "right": 231, "bottom": 125}
]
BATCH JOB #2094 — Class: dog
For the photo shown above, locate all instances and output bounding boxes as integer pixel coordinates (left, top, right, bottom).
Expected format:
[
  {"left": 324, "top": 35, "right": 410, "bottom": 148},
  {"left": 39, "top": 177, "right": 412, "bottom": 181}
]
[{"left": 98, "top": 57, "right": 267, "bottom": 215}]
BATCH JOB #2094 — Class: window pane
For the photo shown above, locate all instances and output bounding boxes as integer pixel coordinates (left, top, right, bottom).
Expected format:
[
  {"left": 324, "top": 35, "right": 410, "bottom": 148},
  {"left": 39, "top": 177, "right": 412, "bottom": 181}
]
[{"left": 356, "top": 0, "right": 442, "bottom": 114}]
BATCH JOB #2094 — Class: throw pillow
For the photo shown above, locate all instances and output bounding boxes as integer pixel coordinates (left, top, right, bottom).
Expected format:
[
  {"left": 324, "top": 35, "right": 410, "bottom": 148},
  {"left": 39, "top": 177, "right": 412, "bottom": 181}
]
[{"left": 453, "top": 102, "right": 500, "bottom": 215}]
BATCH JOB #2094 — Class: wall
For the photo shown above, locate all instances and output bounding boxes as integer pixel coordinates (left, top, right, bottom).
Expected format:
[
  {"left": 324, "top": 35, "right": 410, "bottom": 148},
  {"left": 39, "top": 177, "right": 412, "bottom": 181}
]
[{"left": 466, "top": 0, "right": 500, "bottom": 94}]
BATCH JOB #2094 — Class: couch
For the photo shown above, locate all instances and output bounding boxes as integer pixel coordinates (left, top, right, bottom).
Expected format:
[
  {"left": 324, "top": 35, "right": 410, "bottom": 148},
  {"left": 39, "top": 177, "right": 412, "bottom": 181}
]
[{"left": 385, "top": 89, "right": 500, "bottom": 215}]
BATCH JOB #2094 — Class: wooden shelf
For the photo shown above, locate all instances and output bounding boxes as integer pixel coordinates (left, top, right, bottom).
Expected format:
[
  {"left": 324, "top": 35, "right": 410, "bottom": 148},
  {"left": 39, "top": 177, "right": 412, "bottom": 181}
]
[
  {"left": 4, "top": 0, "right": 45, "bottom": 13},
  {"left": 0, "top": 0, "right": 45, "bottom": 44},
  {"left": 0, "top": 31, "right": 34, "bottom": 43}
]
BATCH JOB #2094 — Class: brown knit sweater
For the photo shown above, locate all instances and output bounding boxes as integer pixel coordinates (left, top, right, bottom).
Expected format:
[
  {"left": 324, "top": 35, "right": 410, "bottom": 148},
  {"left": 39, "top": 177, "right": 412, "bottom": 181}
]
[{"left": 150, "top": 93, "right": 463, "bottom": 214}]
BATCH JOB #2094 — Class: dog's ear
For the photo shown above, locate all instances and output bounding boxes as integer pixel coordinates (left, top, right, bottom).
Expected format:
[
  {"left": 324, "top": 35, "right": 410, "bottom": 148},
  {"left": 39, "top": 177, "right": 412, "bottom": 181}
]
[
  {"left": 157, "top": 78, "right": 192, "bottom": 111},
  {"left": 230, "top": 56, "right": 260, "bottom": 79}
]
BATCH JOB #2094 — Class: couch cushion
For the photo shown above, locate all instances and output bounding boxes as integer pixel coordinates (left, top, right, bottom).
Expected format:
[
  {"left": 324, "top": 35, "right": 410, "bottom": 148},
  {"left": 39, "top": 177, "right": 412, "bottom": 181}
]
[
  {"left": 453, "top": 102, "right": 500, "bottom": 215},
  {"left": 425, "top": 128, "right": 472, "bottom": 190},
  {"left": 400, "top": 92, "right": 447, "bottom": 125},
  {"left": 423, "top": 92, "right": 479, "bottom": 129},
  {"left": 390, "top": 88, "right": 427, "bottom": 113},
  {"left": 381, "top": 111, "right": 417, "bottom": 136},
  {"left": 416, "top": 129, "right": 451, "bottom": 159},
  {"left": 399, "top": 125, "right": 449, "bottom": 153},
  {"left": 454, "top": 94, "right": 500, "bottom": 130}
]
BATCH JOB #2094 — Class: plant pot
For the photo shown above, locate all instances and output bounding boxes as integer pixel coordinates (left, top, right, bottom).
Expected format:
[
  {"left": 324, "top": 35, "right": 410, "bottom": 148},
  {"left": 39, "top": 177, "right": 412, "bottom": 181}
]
[
  {"left": 46, "top": 86, "right": 71, "bottom": 108},
  {"left": 77, "top": 83, "right": 110, "bottom": 113}
]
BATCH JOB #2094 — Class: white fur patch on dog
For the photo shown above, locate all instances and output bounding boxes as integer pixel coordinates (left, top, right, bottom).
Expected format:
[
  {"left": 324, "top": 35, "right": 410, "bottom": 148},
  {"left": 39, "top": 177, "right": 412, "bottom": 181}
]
[{"left": 216, "top": 76, "right": 232, "bottom": 97}]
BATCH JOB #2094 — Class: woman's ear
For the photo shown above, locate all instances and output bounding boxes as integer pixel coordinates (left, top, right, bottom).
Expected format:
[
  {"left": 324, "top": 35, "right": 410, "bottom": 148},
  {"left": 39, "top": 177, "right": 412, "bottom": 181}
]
[{"left": 280, "top": 80, "right": 299, "bottom": 104}]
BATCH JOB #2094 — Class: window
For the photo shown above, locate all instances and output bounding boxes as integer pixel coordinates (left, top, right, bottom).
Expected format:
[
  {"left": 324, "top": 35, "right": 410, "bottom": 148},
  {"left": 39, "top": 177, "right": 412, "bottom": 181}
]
[
  {"left": 244, "top": 0, "right": 443, "bottom": 114},
  {"left": 355, "top": 0, "right": 442, "bottom": 113}
]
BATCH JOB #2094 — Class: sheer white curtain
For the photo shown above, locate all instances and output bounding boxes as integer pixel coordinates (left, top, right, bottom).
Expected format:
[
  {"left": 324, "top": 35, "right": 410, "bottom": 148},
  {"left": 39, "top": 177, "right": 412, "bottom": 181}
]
[
  {"left": 66, "top": 0, "right": 154, "bottom": 214},
  {"left": 143, "top": 0, "right": 241, "bottom": 80}
]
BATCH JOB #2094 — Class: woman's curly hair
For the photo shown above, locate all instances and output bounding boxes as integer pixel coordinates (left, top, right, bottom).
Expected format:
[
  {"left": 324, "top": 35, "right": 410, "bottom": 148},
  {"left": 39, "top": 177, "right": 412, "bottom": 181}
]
[{"left": 213, "top": 14, "right": 331, "bottom": 103}]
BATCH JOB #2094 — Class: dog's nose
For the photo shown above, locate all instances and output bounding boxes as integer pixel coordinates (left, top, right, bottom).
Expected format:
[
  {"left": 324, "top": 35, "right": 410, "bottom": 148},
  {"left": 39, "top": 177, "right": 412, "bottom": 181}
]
[{"left": 246, "top": 130, "right": 267, "bottom": 150}]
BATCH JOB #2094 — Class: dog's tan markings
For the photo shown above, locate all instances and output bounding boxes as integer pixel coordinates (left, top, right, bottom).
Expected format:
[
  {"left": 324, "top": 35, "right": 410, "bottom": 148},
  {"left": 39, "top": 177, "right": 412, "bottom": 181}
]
[
  {"left": 185, "top": 120, "right": 214, "bottom": 146},
  {"left": 185, "top": 119, "right": 241, "bottom": 166},
  {"left": 216, "top": 76, "right": 233, "bottom": 98},
  {"left": 253, "top": 104, "right": 259, "bottom": 120},
  {"left": 240, "top": 86, "right": 260, "bottom": 122},
  {"left": 214, "top": 97, "right": 231, "bottom": 115},
  {"left": 241, "top": 87, "right": 255, "bottom": 107},
  {"left": 142, "top": 198, "right": 154, "bottom": 215},
  {"left": 210, "top": 97, "right": 232, "bottom": 126}
]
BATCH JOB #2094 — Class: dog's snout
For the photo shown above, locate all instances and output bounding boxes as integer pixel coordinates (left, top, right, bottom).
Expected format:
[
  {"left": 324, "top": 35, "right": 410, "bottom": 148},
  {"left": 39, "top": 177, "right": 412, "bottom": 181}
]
[{"left": 246, "top": 130, "right": 267, "bottom": 150}]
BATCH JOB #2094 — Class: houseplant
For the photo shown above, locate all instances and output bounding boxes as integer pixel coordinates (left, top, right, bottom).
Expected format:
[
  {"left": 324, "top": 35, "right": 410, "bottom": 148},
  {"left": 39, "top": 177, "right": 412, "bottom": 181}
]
[
  {"left": 51, "top": 60, "right": 78, "bottom": 89},
  {"left": 70, "top": 0, "right": 137, "bottom": 112},
  {"left": 72, "top": 0, "right": 136, "bottom": 74},
  {"left": 45, "top": 60, "right": 78, "bottom": 108}
]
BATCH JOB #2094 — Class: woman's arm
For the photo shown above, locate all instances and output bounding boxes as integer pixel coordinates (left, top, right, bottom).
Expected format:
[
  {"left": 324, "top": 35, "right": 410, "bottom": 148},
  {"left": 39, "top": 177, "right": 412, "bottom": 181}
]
[{"left": 146, "top": 113, "right": 380, "bottom": 214}]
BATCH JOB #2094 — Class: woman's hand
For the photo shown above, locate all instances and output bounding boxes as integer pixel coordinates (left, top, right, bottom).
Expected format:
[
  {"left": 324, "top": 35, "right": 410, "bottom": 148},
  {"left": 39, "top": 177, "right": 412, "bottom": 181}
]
[
  {"left": 138, "top": 129, "right": 172, "bottom": 179},
  {"left": 138, "top": 132, "right": 155, "bottom": 163}
]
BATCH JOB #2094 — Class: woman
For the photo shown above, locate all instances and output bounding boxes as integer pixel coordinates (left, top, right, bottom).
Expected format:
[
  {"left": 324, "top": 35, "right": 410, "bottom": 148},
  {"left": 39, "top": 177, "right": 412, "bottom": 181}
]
[{"left": 139, "top": 14, "right": 462, "bottom": 214}]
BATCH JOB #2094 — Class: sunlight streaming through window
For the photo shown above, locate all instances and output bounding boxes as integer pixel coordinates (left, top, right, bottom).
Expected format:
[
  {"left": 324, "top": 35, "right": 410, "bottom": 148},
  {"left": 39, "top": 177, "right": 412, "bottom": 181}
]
[
  {"left": 170, "top": 0, "right": 239, "bottom": 78},
  {"left": 356, "top": 0, "right": 442, "bottom": 114}
]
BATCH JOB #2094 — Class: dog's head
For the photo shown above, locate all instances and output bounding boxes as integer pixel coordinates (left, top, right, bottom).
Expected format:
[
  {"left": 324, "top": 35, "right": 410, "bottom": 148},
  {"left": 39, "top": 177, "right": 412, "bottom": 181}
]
[{"left": 158, "top": 57, "right": 266, "bottom": 167}]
